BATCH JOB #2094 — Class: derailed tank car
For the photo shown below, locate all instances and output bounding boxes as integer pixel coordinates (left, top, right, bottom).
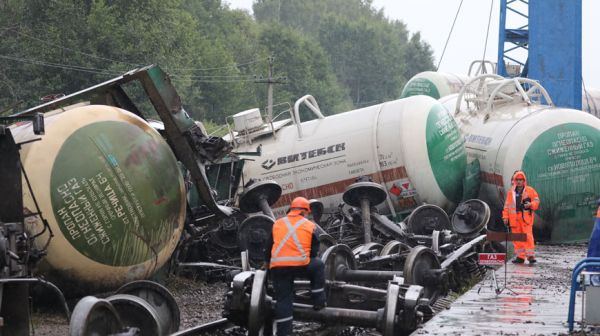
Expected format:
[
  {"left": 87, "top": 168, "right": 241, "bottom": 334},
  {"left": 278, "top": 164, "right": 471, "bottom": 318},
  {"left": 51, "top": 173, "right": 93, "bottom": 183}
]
[
  {"left": 441, "top": 76, "right": 600, "bottom": 242},
  {"left": 12, "top": 104, "right": 186, "bottom": 294},
  {"left": 228, "top": 95, "right": 468, "bottom": 218}
]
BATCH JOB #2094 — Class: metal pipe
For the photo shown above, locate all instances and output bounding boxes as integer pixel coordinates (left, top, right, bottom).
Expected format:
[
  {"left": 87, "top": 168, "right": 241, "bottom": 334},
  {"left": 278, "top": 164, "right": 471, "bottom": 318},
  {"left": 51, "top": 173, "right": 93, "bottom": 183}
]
[
  {"left": 338, "top": 268, "right": 403, "bottom": 283},
  {"left": 170, "top": 318, "right": 233, "bottom": 336},
  {"left": 259, "top": 198, "right": 275, "bottom": 219},
  {"left": 0, "top": 278, "right": 70, "bottom": 320},
  {"left": 360, "top": 198, "right": 372, "bottom": 243},
  {"left": 292, "top": 303, "right": 379, "bottom": 328}
]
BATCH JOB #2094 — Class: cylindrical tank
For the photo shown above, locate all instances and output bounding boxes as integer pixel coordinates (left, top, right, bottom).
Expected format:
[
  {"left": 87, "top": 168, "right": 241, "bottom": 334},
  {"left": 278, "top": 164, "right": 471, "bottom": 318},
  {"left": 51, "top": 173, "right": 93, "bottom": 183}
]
[
  {"left": 12, "top": 105, "right": 186, "bottom": 294},
  {"left": 234, "top": 95, "right": 468, "bottom": 218},
  {"left": 405, "top": 71, "right": 600, "bottom": 120},
  {"left": 400, "top": 71, "right": 470, "bottom": 99},
  {"left": 443, "top": 78, "right": 600, "bottom": 242}
]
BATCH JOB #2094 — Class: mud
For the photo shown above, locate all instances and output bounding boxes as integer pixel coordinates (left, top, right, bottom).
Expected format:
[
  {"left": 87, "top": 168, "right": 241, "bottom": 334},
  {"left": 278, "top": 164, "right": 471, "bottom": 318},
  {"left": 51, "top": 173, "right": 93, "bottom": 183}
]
[{"left": 414, "top": 243, "right": 588, "bottom": 336}]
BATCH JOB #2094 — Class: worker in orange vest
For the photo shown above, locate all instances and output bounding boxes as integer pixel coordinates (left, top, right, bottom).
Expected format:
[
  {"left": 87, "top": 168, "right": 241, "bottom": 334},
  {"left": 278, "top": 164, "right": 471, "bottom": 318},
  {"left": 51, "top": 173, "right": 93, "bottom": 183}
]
[
  {"left": 264, "top": 197, "right": 326, "bottom": 336},
  {"left": 502, "top": 170, "right": 540, "bottom": 264}
]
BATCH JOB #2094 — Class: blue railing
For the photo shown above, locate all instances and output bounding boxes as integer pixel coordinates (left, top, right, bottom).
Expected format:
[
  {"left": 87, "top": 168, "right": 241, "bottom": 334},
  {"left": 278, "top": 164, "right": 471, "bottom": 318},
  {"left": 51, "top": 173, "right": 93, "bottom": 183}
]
[{"left": 567, "top": 257, "right": 600, "bottom": 331}]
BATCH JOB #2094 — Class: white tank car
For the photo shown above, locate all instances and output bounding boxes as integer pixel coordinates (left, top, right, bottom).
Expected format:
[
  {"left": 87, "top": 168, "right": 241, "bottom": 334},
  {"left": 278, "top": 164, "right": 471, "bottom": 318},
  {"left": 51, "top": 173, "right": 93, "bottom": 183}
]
[
  {"left": 228, "top": 95, "right": 467, "bottom": 219},
  {"left": 405, "top": 71, "right": 600, "bottom": 119},
  {"left": 440, "top": 76, "right": 600, "bottom": 242},
  {"left": 12, "top": 105, "right": 185, "bottom": 295},
  {"left": 401, "top": 71, "right": 470, "bottom": 99}
]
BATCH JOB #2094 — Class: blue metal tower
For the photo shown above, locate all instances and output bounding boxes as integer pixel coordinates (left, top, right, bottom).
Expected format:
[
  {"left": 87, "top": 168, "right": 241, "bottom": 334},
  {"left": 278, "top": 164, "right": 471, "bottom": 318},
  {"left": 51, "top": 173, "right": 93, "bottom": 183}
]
[{"left": 497, "top": 0, "right": 582, "bottom": 109}]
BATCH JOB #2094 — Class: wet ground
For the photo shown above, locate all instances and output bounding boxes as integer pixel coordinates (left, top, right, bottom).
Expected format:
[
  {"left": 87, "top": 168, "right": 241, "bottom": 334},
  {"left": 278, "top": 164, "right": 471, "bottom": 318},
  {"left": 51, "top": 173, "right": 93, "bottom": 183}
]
[
  {"left": 30, "top": 276, "right": 228, "bottom": 335},
  {"left": 413, "top": 244, "right": 588, "bottom": 336},
  {"left": 30, "top": 244, "right": 588, "bottom": 335}
]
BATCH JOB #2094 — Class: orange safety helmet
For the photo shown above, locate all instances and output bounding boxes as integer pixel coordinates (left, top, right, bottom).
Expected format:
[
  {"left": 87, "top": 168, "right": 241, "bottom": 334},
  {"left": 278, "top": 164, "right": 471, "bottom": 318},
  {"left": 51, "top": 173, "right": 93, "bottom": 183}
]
[{"left": 290, "top": 197, "right": 311, "bottom": 213}]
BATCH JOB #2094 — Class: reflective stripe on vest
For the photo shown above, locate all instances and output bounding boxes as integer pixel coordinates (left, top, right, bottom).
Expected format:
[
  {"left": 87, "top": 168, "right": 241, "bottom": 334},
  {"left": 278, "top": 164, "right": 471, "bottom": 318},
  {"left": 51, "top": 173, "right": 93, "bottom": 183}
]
[{"left": 271, "top": 217, "right": 308, "bottom": 264}]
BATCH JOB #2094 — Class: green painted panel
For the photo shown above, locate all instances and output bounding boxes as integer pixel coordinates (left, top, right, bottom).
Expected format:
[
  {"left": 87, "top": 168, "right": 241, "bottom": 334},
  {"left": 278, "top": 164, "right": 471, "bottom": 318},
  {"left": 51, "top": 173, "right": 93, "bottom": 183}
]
[
  {"left": 426, "top": 104, "right": 467, "bottom": 202},
  {"left": 50, "top": 121, "right": 183, "bottom": 266},
  {"left": 463, "top": 159, "right": 481, "bottom": 201},
  {"left": 401, "top": 78, "right": 440, "bottom": 99},
  {"left": 522, "top": 123, "right": 600, "bottom": 242}
]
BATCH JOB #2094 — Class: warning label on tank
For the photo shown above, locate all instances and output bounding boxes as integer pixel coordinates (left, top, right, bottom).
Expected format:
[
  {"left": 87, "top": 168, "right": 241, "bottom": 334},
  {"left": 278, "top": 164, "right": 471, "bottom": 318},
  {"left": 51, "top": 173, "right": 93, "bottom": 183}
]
[
  {"left": 522, "top": 123, "right": 600, "bottom": 241},
  {"left": 426, "top": 104, "right": 466, "bottom": 202},
  {"left": 50, "top": 121, "right": 184, "bottom": 266}
]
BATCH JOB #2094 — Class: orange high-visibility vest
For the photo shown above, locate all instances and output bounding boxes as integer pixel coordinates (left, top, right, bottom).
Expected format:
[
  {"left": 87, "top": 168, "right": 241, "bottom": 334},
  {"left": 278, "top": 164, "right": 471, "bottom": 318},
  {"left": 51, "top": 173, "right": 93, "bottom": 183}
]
[
  {"left": 502, "top": 186, "right": 540, "bottom": 225},
  {"left": 270, "top": 214, "right": 316, "bottom": 268}
]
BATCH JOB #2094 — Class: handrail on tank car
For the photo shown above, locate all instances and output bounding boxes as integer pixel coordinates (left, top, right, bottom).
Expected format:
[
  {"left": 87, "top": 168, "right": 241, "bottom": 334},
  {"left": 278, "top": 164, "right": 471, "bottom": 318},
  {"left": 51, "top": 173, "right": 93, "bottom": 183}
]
[
  {"left": 293, "top": 95, "right": 325, "bottom": 139},
  {"left": 567, "top": 257, "right": 600, "bottom": 332},
  {"left": 485, "top": 77, "right": 554, "bottom": 112},
  {"left": 454, "top": 74, "right": 503, "bottom": 117},
  {"left": 468, "top": 60, "right": 497, "bottom": 77}
]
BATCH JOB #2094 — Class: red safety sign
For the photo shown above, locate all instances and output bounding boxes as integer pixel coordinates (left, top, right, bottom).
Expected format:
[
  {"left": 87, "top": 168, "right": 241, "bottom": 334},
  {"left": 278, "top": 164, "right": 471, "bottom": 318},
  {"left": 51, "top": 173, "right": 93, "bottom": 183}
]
[{"left": 478, "top": 253, "right": 506, "bottom": 265}]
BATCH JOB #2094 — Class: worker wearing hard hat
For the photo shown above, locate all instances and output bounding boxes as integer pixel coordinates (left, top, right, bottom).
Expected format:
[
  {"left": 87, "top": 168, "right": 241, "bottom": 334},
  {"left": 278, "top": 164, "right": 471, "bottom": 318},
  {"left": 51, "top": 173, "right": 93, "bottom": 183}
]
[
  {"left": 502, "top": 170, "right": 540, "bottom": 264},
  {"left": 264, "top": 197, "right": 326, "bottom": 336}
]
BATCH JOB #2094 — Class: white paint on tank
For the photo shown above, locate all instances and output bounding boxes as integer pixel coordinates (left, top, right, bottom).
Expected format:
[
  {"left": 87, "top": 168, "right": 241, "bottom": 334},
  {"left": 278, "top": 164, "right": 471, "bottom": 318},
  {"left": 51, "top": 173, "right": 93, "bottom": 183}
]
[{"left": 232, "top": 95, "right": 467, "bottom": 218}]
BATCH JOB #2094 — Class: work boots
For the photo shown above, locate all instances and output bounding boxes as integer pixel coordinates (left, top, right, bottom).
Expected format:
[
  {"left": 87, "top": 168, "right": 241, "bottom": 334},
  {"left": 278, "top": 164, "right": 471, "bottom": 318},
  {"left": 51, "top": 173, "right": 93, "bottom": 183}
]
[
  {"left": 528, "top": 257, "right": 537, "bottom": 264},
  {"left": 512, "top": 257, "right": 525, "bottom": 264}
]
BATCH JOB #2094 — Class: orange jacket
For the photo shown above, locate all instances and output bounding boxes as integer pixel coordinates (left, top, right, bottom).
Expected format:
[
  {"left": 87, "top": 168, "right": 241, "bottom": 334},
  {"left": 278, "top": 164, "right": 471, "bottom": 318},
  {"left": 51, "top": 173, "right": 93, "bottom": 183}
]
[
  {"left": 270, "top": 211, "right": 316, "bottom": 268},
  {"left": 502, "top": 171, "right": 540, "bottom": 225}
]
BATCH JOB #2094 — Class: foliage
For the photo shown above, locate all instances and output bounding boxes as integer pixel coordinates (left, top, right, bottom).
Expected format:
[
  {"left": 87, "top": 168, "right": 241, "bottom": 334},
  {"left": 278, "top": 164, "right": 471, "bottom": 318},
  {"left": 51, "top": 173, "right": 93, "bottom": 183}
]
[
  {"left": 254, "top": 0, "right": 435, "bottom": 105},
  {"left": 0, "top": 0, "right": 434, "bottom": 121}
]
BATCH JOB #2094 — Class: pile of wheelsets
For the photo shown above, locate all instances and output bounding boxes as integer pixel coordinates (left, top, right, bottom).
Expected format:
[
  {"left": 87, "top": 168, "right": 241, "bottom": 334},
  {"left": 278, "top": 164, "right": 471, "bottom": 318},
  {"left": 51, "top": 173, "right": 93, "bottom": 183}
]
[{"left": 223, "top": 180, "right": 495, "bottom": 335}]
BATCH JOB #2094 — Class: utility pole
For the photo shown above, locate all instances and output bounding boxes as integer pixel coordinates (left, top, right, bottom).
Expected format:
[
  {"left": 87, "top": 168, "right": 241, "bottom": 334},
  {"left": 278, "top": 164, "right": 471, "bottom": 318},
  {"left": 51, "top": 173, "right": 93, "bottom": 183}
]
[{"left": 255, "top": 56, "right": 286, "bottom": 125}]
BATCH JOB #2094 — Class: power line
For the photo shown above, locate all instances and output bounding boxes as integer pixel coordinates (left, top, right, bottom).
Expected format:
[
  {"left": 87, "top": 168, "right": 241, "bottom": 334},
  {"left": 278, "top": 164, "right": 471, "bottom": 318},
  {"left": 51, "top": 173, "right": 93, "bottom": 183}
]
[
  {"left": 0, "top": 54, "right": 119, "bottom": 75},
  {"left": 13, "top": 29, "right": 142, "bottom": 68},
  {"left": 174, "top": 74, "right": 256, "bottom": 79},
  {"left": 167, "top": 57, "right": 268, "bottom": 72},
  {"left": 13, "top": 25, "right": 267, "bottom": 74},
  {"left": 437, "top": 0, "right": 464, "bottom": 70},
  {"left": 172, "top": 77, "right": 259, "bottom": 83},
  {"left": 481, "top": 0, "right": 495, "bottom": 68}
]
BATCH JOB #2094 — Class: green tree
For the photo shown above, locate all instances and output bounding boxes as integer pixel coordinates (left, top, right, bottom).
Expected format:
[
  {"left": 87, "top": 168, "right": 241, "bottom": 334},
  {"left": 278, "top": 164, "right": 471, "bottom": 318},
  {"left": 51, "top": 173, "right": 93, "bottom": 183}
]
[
  {"left": 257, "top": 24, "right": 352, "bottom": 116},
  {"left": 253, "top": 0, "right": 435, "bottom": 106}
]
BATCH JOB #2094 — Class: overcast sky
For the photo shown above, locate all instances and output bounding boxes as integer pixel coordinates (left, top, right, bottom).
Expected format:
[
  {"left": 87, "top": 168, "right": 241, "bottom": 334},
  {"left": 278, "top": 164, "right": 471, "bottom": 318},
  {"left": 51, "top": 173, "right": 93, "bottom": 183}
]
[{"left": 224, "top": 0, "right": 599, "bottom": 88}]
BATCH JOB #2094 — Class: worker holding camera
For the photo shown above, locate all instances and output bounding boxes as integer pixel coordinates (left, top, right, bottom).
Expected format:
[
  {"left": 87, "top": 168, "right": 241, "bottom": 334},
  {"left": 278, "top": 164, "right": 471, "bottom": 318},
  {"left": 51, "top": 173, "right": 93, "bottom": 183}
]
[{"left": 502, "top": 170, "right": 540, "bottom": 264}]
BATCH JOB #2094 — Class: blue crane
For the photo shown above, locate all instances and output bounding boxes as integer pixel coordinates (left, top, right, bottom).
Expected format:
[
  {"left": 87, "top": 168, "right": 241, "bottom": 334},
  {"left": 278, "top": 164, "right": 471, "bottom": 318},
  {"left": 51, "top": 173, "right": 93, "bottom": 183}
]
[{"left": 497, "top": 0, "right": 582, "bottom": 109}]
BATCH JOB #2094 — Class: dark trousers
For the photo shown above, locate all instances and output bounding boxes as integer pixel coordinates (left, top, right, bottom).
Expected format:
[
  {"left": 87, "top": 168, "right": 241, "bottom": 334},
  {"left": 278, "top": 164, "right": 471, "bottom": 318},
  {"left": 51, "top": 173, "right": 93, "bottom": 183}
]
[{"left": 270, "top": 258, "right": 326, "bottom": 336}]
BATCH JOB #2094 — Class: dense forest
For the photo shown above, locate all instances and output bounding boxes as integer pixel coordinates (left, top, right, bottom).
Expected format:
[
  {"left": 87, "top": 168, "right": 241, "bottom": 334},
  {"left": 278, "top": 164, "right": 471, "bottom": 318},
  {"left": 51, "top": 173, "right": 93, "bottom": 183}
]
[{"left": 0, "top": 0, "right": 435, "bottom": 127}]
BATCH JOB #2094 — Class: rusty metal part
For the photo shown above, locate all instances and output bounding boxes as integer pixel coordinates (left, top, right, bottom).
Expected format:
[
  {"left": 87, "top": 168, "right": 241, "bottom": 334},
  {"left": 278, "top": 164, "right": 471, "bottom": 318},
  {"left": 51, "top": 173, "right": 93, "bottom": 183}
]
[
  {"left": 239, "top": 180, "right": 282, "bottom": 218},
  {"left": 321, "top": 244, "right": 411, "bottom": 289},
  {"left": 318, "top": 233, "right": 337, "bottom": 256},
  {"left": 69, "top": 296, "right": 125, "bottom": 336},
  {"left": 380, "top": 240, "right": 411, "bottom": 257},
  {"left": 106, "top": 294, "right": 163, "bottom": 335},
  {"left": 407, "top": 204, "right": 450, "bottom": 235},
  {"left": 115, "top": 280, "right": 180, "bottom": 334},
  {"left": 382, "top": 280, "right": 401, "bottom": 336},
  {"left": 238, "top": 214, "right": 275, "bottom": 267},
  {"left": 342, "top": 182, "right": 388, "bottom": 208},
  {"left": 440, "top": 235, "right": 487, "bottom": 269},
  {"left": 343, "top": 182, "right": 388, "bottom": 243},
  {"left": 170, "top": 318, "right": 234, "bottom": 336},
  {"left": 403, "top": 246, "right": 443, "bottom": 299},
  {"left": 209, "top": 210, "right": 247, "bottom": 249},
  {"left": 353, "top": 242, "right": 384, "bottom": 259},
  {"left": 451, "top": 199, "right": 490, "bottom": 238},
  {"left": 309, "top": 199, "right": 325, "bottom": 225},
  {"left": 248, "top": 270, "right": 272, "bottom": 336},
  {"left": 236, "top": 270, "right": 425, "bottom": 335},
  {"left": 371, "top": 212, "right": 407, "bottom": 241}
]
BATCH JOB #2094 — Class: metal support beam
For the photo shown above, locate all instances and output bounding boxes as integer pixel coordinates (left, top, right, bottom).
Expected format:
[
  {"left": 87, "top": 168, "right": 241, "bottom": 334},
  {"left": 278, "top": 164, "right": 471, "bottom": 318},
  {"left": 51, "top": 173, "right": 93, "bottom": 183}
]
[{"left": 529, "top": 0, "right": 582, "bottom": 109}]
